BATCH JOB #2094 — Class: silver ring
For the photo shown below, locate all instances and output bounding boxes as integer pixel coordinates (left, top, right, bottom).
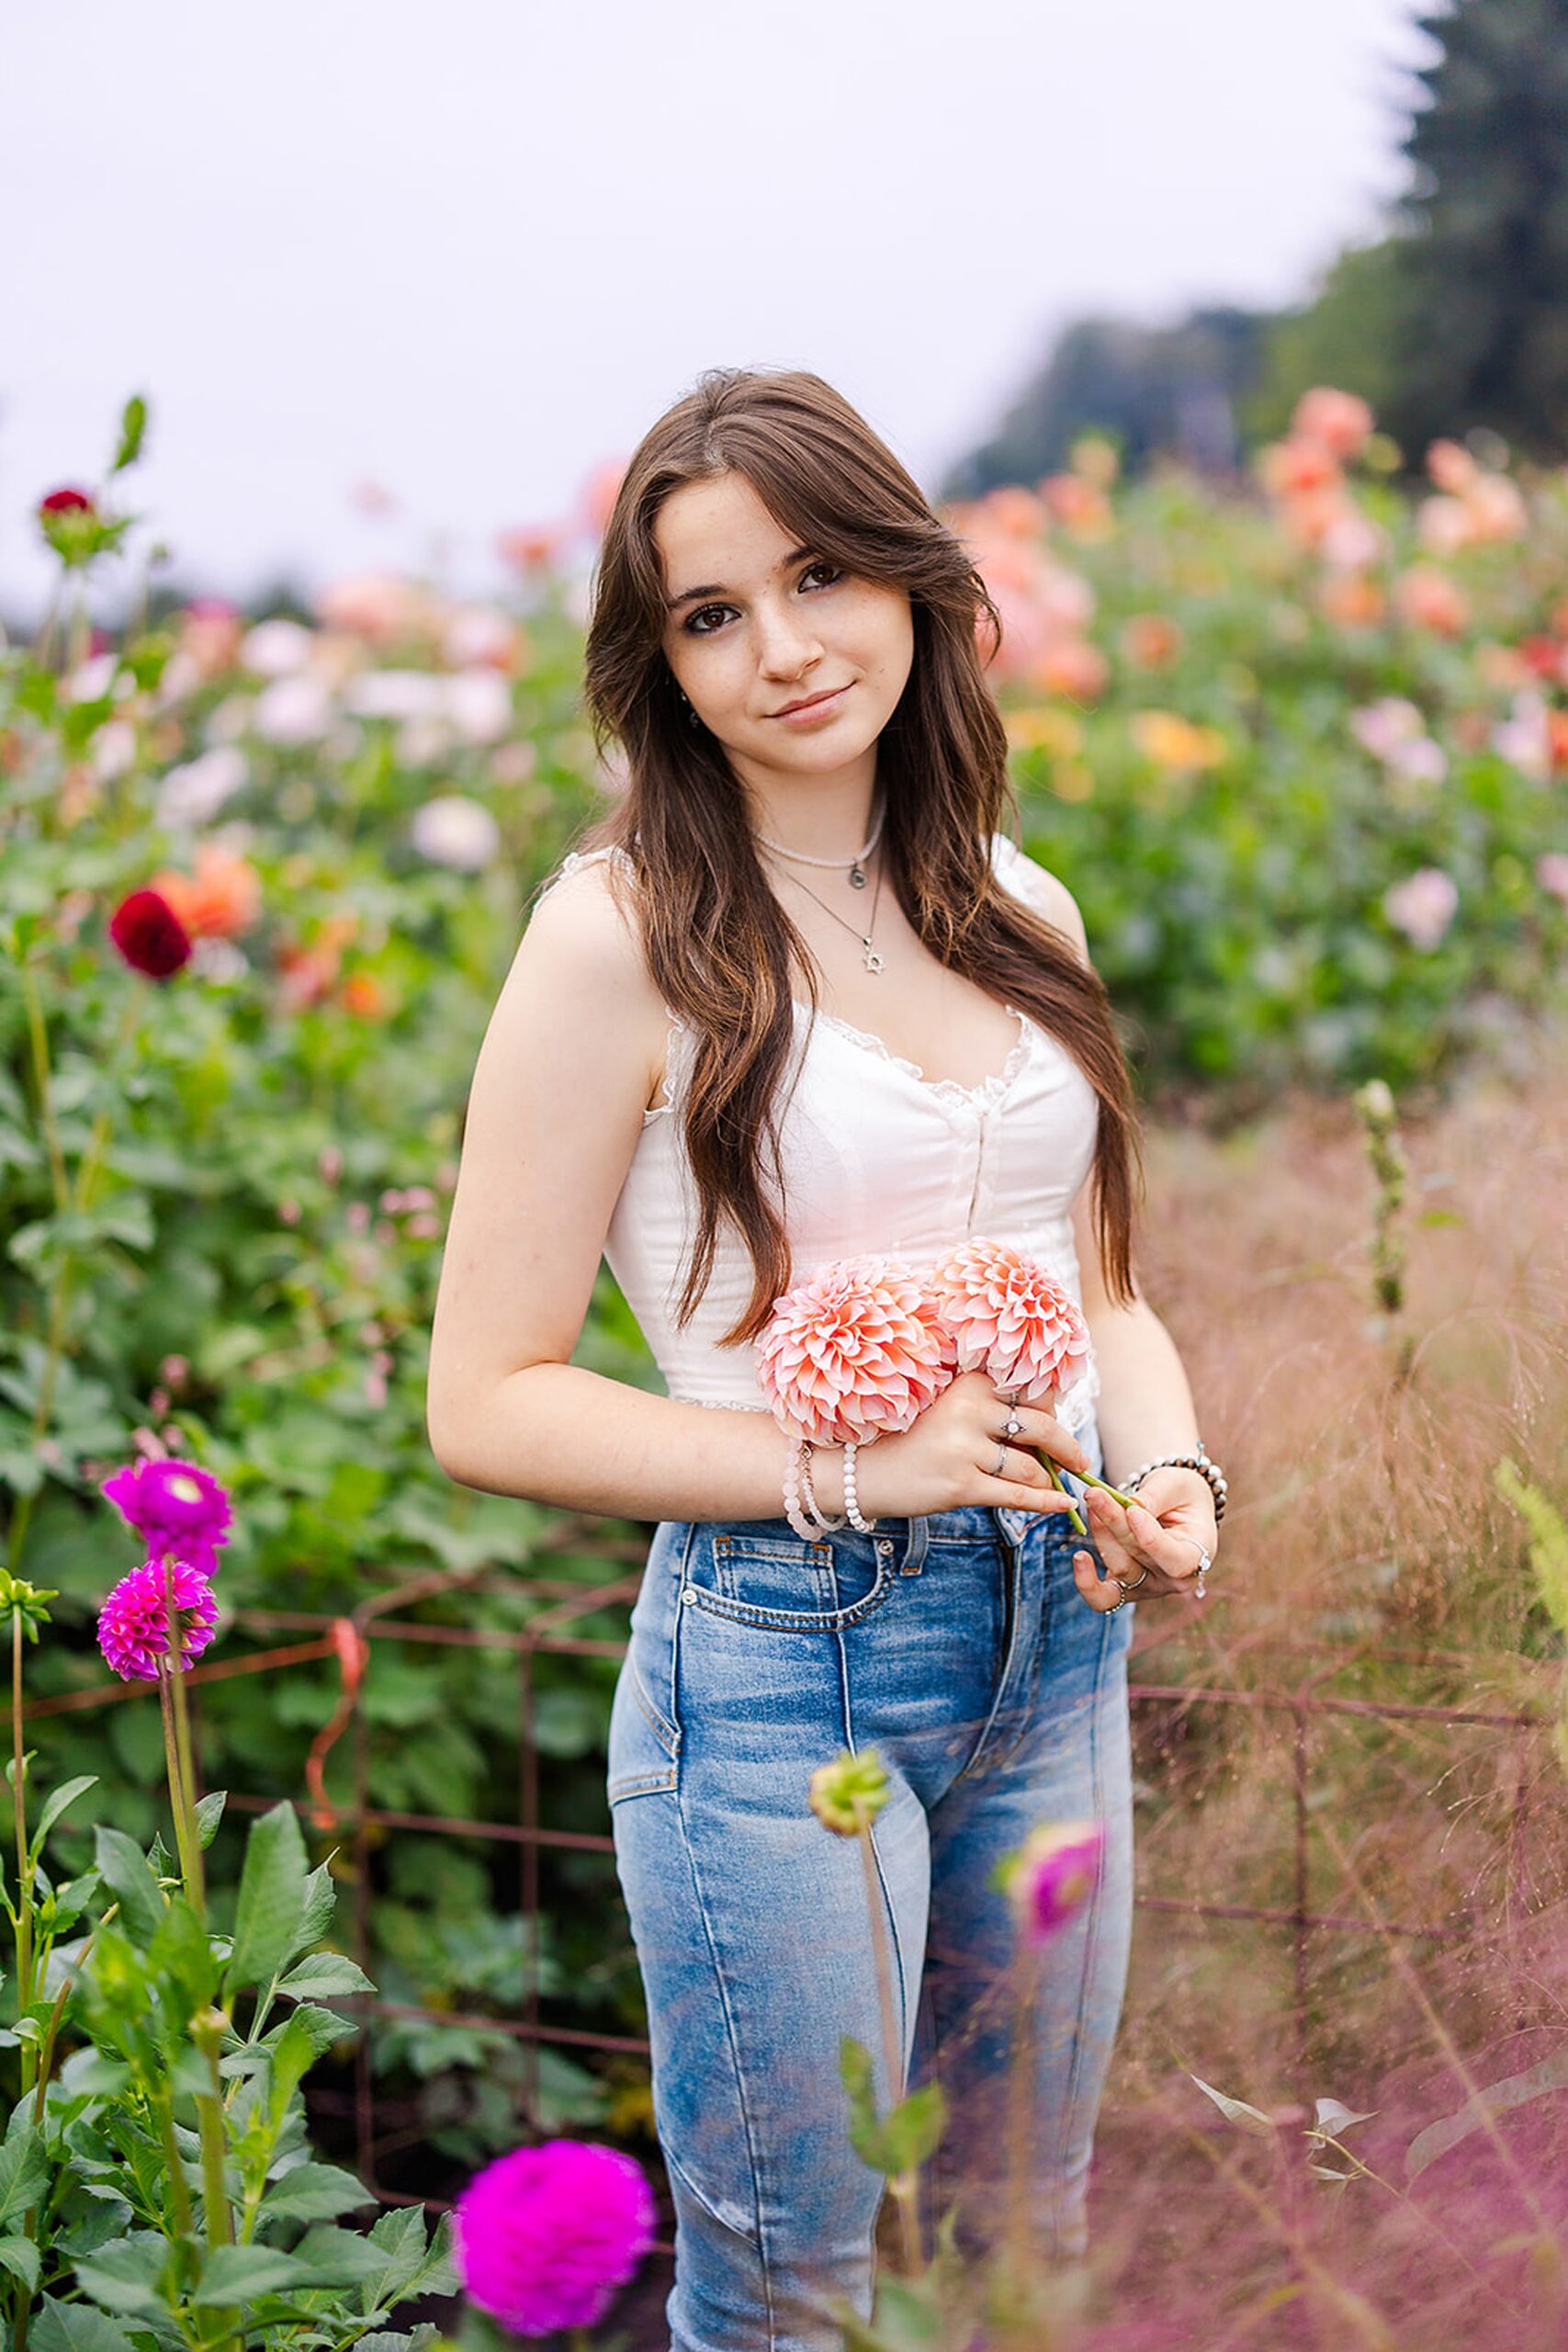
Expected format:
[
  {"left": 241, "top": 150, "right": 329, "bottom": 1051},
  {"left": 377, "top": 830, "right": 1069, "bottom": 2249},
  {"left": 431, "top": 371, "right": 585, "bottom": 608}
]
[
  {"left": 1117, "top": 1563, "right": 1150, "bottom": 1591},
  {"left": 1186, "top": 1540, "right": 1213, "bottom": 1577},
  {"left": 1003, "top": 1410, "right": 1022, "bottom": 1438},
  {"left": 993, "top": 1438, "right": 1009, "bottom": 1476},
  {"left": 1104, "top": 1589, "right": 1126, "bottom": 1612}
]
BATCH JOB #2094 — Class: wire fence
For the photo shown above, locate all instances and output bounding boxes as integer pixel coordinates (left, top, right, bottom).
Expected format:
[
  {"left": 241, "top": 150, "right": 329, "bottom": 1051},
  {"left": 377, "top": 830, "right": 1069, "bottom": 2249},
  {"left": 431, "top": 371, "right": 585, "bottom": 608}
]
[{"left": 17, "top": 1517, "right": 1549, "bottom": 2228}]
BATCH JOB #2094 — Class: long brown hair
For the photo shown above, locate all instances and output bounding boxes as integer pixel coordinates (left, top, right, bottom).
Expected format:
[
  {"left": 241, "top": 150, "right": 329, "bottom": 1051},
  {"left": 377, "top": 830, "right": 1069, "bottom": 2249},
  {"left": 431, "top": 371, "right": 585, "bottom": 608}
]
[{"left": 574, "top": 367, "right": 1140, "bottom": 1346}]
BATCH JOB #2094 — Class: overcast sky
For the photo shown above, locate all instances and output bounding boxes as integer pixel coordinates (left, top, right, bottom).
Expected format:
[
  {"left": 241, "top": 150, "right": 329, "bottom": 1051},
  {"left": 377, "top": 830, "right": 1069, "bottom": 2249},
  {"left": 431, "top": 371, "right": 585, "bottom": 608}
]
[{"left": 3, "top": 0, "right": 1429, "bottom": 623}]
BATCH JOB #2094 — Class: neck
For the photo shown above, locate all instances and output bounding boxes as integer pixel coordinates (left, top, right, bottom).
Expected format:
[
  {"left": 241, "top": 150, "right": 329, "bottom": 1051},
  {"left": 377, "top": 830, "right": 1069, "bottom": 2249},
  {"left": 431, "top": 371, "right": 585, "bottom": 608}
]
[{"left": 746, "top": 780, "right": 879, "bottom": 861}]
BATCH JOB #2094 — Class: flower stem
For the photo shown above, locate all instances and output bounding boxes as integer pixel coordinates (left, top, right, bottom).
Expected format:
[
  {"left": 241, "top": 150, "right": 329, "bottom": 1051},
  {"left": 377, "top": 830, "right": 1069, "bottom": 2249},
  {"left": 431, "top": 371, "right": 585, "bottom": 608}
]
[
  {"left": 18, "top": 966, "right": 68, "bottom": 1214},
  {"left": 855, "top": 1808, "right": 924, "bottom": 2276},
  {"left": 11, "top": 1610, "right": 34, "bottom": 2089}
]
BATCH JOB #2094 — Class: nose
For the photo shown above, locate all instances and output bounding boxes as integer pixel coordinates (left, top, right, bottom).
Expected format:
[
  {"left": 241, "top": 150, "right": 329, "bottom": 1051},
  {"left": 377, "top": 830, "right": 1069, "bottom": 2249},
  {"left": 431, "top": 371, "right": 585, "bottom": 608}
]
[{"left": 754, "top": 595, "right": 822, "bottom": 683}]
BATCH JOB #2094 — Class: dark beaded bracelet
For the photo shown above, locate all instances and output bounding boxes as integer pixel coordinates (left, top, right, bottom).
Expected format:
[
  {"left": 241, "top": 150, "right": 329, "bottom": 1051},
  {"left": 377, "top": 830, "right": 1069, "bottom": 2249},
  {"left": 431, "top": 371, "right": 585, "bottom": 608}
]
[{"left": 1122, "top": 1442, "right": 1228, "bottom": 1523}]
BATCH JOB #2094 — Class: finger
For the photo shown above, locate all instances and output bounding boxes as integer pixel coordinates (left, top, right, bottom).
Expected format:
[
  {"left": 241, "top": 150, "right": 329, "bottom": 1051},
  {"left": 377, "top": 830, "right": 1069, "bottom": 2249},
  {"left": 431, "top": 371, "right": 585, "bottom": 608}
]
[
  {"left": 1001, "top": 1399, "right": 1091, "bottom": 1476},
  {"left": 1071, "top": 1547, "right": 1126, "bottom": 1612},
  {"left": 990, "top": 1465, "right": 1077, "bottom": 1513},
  {"left": 1122, "top": 1499, "right": 1211, "bottom": 1584}
]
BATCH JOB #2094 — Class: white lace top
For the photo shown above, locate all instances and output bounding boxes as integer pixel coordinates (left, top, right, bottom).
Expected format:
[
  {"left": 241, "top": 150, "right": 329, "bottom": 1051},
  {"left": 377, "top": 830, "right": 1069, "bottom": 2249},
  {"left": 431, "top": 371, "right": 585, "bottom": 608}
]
[{"left": 538, "top": 832, "right": 1102, "bottom": 1430}]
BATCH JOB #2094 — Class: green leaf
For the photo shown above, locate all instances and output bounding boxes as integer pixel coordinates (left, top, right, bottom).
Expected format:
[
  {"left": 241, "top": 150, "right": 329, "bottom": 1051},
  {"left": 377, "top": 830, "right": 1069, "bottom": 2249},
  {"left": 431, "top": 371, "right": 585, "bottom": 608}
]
[
  {"left": 91, "top": 1827, "right": 164, "bottom": 1948},
  {"left": 258, "top": 2161, "right": 371, "bottom": 2223},
  {"left": 289, "top": 2224, "right": 390, "bottom": 2287},
  {"left": 194, "top": 1790, "right": 227, "bottom": 1850},
  {"left": 29, "top": 2299, "right": 138, "bottom": 2352},
  {"left": 1406, "top": 2043, "right": 1568, "bottom": 2182},
  {"left": 0, "top": 2232, "right": 40, "bottom": 2290},
  {"left": 194, "top": 2244, "right": 308, "bottom": 2302},
  {"left": 224, "top": 1800, "right": 308, "bottom": 1996},
  {"left": 73, "top": 2233, "right": 169, "bottom": 2313},
  {"left": 31, "top": 1775, "right": 98, "bottom": 1859},
  {"left": 296, "top": 1860, "right": 338, "bottom": 1949},
  {"left": 274, "top": 1951, "right": 375, "bottom": 2000},
  {"left": 112, "top": 393, "right": 148, "bottom": 474},
  {"left": 263, "top": 2007, "right": 341, "bottom": 2137},
  {"left": 1190, "top": 2073, "right": 1278, "bottom": 2139},
  {"left": 360, "top": 2206, "right": 457, "bottom": 2309},
  {"left": 0, "top": 2119, "right": 51, "bottom": 2227}
]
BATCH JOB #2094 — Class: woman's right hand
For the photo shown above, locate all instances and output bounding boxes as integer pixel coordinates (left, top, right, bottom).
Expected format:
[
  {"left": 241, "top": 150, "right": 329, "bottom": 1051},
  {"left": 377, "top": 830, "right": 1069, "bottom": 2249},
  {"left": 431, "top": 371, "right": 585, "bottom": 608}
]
[{"left": 850, "top": 1370, "right": 1091, "bottom": 1521}]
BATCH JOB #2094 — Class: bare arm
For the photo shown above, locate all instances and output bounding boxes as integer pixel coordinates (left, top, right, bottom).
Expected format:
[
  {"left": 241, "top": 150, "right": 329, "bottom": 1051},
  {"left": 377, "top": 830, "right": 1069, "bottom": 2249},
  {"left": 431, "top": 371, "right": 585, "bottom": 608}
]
[
  {"left": 426, "top": 862, "right": 814, "bottom": 1522},
  {"left": 1016, "top": 850, "right": 1217, "bottom": 1607}
]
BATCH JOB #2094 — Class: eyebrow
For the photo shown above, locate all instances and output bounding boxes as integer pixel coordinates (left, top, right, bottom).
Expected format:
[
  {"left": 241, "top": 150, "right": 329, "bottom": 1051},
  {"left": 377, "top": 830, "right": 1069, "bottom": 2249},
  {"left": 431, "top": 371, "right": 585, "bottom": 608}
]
[{"left": 664, "top": 544, "right": 818, "bottom": 613}]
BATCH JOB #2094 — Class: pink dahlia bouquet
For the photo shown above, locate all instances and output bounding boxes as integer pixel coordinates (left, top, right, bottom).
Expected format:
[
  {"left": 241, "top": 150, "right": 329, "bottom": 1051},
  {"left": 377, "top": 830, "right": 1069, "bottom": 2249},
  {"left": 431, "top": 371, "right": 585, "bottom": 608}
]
[{"left": 756, "top": 1254, "right": 956, "bottom": 1447}]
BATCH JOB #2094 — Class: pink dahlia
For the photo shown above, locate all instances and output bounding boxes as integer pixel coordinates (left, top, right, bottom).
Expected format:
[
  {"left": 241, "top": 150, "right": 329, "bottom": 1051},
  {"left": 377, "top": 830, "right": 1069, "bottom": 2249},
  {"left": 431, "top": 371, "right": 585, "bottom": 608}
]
[
  {"left": 755, "top": 1254, "right": 956, "bottom": 1446},
  {"left": 1003, "top": 1820, "right": 1106, "bottom": 1946},
  {"left": 454, "top": 2139, "right": 655, "bottom": 2335},
  {"left": 97, "top": 1558, "right": 220, "bottom": 1682},
  {"left": 931, "top": 1238, "right": 1093, "bottom": 1402},
  {"left": 101, "top": 1456, "right": 232, "bottom": 1575}
]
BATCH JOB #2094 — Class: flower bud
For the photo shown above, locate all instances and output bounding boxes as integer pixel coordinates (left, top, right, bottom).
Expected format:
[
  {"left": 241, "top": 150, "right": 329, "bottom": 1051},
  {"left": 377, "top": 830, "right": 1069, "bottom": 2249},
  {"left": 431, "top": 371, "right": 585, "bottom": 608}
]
[{"left": 807, "top": 1747, "right": 890, "bottom": 1836}]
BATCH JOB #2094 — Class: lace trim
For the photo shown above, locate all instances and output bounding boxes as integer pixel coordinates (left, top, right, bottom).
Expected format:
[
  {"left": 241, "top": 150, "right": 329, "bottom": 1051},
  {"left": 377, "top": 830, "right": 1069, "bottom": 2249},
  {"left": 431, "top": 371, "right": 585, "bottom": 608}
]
[{"left": 795, "top": 999, "right": 1035, "bottom": 1110}]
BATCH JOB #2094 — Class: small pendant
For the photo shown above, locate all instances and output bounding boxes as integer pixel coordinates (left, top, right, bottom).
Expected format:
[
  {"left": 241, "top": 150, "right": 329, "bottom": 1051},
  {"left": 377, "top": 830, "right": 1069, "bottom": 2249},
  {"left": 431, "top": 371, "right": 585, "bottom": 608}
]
[
  {"left": 849, "top": 864, "right": 867, "bottom": 889},
  {"left": 863, "top": 942, "right": 884, "bottom": 973}
]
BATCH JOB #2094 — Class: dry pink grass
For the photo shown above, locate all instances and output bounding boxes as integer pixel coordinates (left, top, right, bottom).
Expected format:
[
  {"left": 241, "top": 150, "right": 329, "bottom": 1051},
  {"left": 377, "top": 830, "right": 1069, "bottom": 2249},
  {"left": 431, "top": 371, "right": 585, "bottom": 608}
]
[{"left": 1075, "top": 1064, "right": 1568, "bottom": 2346}]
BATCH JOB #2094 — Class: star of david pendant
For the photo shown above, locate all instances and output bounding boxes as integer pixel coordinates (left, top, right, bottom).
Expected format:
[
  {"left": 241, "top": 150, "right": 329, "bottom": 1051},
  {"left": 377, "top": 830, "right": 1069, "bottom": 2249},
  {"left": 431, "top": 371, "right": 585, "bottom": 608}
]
[{"left": 863, "top": 942, "right": 884, "bottom": 973}]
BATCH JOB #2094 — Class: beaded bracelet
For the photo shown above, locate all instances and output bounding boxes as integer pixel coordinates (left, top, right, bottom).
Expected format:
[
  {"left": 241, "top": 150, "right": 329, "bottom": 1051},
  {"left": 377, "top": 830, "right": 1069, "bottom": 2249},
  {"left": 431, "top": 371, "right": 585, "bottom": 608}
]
[
  {"left": 784, "top": 1438, "right": 846, "bottom": 1541},
  {"left": 841, "top": 1440, "right": 878, "bottom": 1533},
  {"left": 782, "top": 1438, "right": 820, "bottom": 1542},
  {"left": 1122, "top": 1442, "right": 1228, "bottom": 1524},
  {"left": 799, "top": 1443, "right": 847, "bottom": 1535}
]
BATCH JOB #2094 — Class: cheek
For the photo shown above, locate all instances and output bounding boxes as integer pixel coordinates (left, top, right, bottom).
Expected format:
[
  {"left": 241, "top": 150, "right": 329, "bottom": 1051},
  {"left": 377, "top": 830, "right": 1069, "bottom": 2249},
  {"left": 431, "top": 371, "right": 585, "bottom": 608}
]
[{"left": 854, "top": 592, "right": 914, "bottom": 685}]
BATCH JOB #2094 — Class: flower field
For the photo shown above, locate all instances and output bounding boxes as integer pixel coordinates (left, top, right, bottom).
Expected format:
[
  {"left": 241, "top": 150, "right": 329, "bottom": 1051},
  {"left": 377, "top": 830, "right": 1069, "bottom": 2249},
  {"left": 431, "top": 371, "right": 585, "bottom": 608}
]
[{"left": 3, "top": 391, "right": 1567, "bottom": 2341}]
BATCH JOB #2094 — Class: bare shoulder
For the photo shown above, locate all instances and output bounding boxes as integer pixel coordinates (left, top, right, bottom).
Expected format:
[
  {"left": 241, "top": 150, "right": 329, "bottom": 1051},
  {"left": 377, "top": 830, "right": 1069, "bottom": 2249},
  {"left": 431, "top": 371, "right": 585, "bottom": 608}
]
[
  {"left": 506, "top": 851, "right": 670, "bottom": 1097},
  {"left": 992, "top": 834, "right": 1090, "bottom": 967}
]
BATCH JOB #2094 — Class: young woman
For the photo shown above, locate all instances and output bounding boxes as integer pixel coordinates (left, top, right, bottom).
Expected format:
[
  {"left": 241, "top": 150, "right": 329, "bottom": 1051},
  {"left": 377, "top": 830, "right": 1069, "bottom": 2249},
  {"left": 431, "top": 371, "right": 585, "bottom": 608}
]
[{"left": 426, "top": 368, "right": 1224, "bottom": 2352}]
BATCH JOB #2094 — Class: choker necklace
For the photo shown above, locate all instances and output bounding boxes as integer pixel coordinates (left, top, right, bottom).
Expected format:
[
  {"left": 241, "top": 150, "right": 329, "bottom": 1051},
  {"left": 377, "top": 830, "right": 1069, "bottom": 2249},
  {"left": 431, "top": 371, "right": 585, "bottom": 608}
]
[{"left": 753, "top": 798, "right": 885, "bottom": 890}]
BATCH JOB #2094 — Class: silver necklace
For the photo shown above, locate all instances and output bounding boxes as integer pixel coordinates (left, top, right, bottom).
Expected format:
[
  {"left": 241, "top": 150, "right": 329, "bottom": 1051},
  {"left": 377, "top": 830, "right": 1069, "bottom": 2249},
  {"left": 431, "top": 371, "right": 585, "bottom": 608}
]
[
  {"left": 752, "top": 798, "right": 885, "bottom": 890},
  {"left": 773, "top": 845, "right": 887, "bottom": 974}
]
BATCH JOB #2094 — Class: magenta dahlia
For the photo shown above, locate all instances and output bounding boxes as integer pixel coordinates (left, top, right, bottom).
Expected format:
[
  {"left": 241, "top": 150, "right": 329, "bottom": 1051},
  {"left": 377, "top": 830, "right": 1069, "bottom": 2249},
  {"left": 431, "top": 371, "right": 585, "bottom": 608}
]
[
  {"left": 454, "top": 2139, "right": 655, "bottom": 2335},
  {"left": 97, "top": 1558, "right": 220, "bottom": 1682},
  {"left": 100, "top": 1456, "right": 232, "bottom": 1575},
  {"left": 1003, "top": 1820, "right": 1107, "bottom": 1946}
]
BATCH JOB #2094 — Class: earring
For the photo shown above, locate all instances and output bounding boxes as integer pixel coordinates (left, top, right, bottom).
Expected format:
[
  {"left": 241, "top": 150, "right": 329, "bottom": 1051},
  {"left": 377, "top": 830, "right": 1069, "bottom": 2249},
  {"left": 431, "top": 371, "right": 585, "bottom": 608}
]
[{"left": 675, "top": 684, "right": 701, "bottom": 731}]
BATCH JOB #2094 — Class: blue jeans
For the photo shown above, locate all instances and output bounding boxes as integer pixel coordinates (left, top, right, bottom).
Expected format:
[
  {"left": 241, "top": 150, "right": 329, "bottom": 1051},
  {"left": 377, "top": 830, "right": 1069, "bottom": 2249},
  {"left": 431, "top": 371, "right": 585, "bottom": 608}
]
[{"left": 607, "top": 1429, "right": 1134, "bottom": 2352}]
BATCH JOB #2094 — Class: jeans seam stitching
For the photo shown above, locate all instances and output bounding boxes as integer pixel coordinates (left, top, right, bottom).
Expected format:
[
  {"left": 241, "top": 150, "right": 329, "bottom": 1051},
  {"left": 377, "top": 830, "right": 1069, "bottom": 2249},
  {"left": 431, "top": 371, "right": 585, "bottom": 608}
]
[
  {"left": 670, "top": 1781, "right": 779, "bottom": 2341},
  {"left": 1050, "top": 1602, "right": 1112, "bottom": 2245}
]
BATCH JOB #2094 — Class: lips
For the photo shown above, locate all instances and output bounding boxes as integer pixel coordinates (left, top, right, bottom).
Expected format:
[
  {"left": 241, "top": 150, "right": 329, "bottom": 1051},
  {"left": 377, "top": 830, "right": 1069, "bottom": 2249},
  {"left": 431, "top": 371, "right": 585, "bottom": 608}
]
[{"left": 773, "top": 684, "right": 850, "bottom": 718}]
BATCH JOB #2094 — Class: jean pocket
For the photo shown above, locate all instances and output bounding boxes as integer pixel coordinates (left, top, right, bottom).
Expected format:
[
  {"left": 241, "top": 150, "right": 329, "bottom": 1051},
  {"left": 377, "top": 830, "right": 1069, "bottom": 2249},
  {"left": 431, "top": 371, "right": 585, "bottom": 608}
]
[
  {"left": 606, "top": 1648, "right": 681, "bottom": 1805},
  {"left": 681, "top": 1526, "right": 897, "bottom": 1632}
]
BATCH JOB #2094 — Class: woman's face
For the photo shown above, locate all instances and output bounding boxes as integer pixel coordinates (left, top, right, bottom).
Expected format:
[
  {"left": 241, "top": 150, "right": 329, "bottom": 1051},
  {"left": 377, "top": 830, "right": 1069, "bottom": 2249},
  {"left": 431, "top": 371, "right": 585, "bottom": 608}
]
[{"left": 655, "top": 470, "right": 914, "bottom": 799}]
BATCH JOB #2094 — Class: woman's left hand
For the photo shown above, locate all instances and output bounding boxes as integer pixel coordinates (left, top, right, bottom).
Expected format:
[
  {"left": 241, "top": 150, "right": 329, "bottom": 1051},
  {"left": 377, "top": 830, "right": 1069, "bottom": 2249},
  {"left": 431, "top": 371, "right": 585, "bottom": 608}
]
[{"left": 1070, "top": 1464, "right": 1218, "bottom": 1614}]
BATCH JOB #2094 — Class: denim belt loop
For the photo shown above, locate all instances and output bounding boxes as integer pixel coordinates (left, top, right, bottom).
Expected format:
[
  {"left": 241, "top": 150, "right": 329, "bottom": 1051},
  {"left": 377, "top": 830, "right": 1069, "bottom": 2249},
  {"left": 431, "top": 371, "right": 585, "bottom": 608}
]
[
  {"left": 897, "top": 1514, "right": 931, "bottom": 1576},
  {"left": 993, "top": 1505, "right": 1034, "bottom": 1553}
]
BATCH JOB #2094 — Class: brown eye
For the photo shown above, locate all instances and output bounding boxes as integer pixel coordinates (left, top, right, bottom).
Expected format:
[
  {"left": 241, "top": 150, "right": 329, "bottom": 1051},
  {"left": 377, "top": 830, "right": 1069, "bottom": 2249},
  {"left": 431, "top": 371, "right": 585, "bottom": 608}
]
[{"left": 684, "top": 604, "right": 732, "bottom": 636}]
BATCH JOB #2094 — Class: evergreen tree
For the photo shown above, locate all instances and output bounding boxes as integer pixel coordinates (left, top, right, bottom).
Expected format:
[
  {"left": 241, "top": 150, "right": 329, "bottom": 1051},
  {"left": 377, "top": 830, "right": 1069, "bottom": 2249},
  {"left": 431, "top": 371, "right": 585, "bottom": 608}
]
[
  {"left": 1386, "top": 0, "right": 1568, "bottom": 462},
  {"left": 941, "top": 306, "right": 1269, "bottom": 499}
]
